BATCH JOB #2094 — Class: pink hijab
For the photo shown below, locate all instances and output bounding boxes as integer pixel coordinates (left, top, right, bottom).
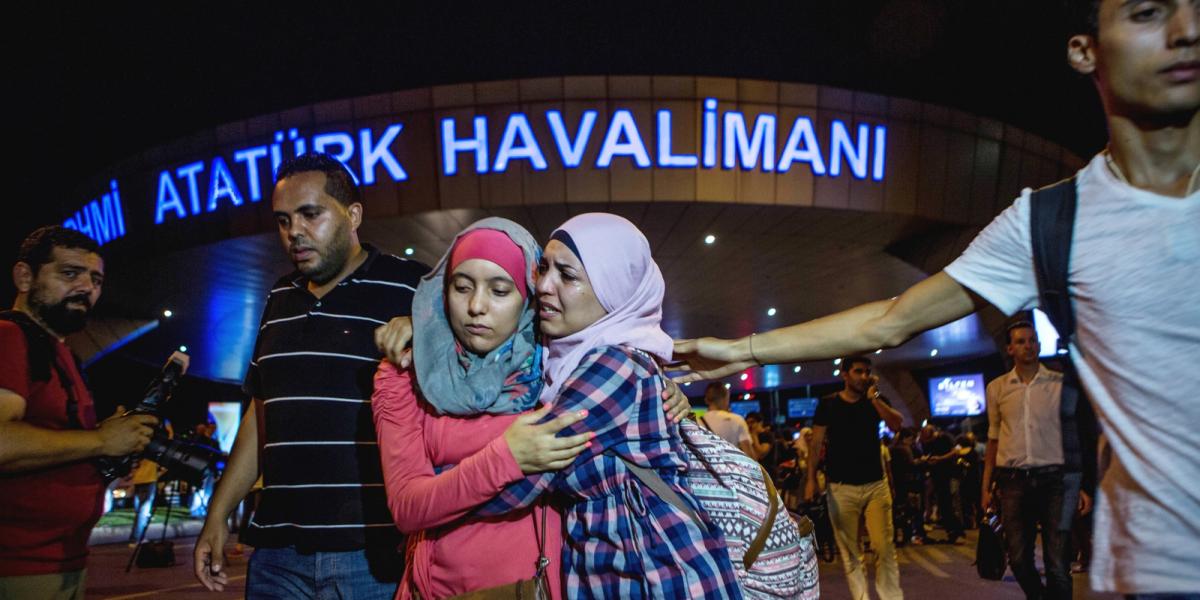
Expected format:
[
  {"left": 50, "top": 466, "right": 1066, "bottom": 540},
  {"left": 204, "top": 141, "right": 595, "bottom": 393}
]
[{"left": 541, "top": 213, "right": 674, "bottom": 403}]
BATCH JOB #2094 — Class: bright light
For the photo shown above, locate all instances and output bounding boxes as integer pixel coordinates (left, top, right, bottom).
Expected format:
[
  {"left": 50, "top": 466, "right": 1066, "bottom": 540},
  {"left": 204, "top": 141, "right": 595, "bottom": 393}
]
[
  {"left": 704, "top": 234, "right": 716, "bottom": 245},
  {"left": 833, "top": 369, "right": 841, "bottom": 377},
  {"left": 179, "top": 345, "right": 188, "bottom": 352},
  {"left": 766, "top": 307, "right": 777, "bottom": 316},
  {"left": 404, "top": 247, "right": 415, "bottom": 256},
  {"left": 162, "top": 309, "right": 173, "bottom": 318},
  {"left": 930, "top": 348, "right": 939, "bottom": 357},
  {"left": 742, "top": 393, "right": 751, "bottom": 400},
  {"left": 875, "top": 349, "right": 882, "bottom": 355},
  {"left": 724, "top": 383, "right": 731, "bottom": 389},
  {"left": 682, "top": 382, "right": 691, "bottom": 386},
  {"left": 833, "top": 358, "right": 842, "bottom": 365},
  {"left": 793, "top": 365, "right": 801, "bottom": 373},
  {"left": 739, "top": 373, "right": 749, "bottom": 381}
]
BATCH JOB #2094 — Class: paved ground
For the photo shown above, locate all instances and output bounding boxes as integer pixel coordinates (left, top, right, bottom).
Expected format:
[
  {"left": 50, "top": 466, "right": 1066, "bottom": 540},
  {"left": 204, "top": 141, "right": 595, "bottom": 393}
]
[
  {"left": 86, "top": 538, "right": 249, "bottom": 600},
  {"left": 815, "top": 530, "right": 1120, "bottom": 600},
  {"left": 86, "top": 531, "right": 1123, "bottom": 599}
]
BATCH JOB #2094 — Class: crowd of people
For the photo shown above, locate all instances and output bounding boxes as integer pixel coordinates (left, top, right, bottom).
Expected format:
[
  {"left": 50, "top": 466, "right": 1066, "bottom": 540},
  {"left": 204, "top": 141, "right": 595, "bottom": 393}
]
[{"left": 0, "top": 0, "right": 1196, "bottom": 598}]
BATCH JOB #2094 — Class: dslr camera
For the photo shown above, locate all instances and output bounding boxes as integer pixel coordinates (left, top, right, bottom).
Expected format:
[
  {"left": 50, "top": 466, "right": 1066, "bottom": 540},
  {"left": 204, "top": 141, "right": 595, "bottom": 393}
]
[{"left": 96, "top": 352, "right": 221, "bottom": 485}]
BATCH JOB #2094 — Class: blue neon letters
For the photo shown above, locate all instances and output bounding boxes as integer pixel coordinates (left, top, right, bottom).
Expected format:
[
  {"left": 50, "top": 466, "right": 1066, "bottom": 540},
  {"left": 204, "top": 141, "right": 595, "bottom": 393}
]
[{"left": 67, "top": 97, "right": 888, "bottom": 244}]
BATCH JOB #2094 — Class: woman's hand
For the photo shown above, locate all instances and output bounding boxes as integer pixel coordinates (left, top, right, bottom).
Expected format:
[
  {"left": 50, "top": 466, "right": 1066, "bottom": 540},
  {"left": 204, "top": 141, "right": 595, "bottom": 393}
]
[
  {"left": 669, "top": 337, "right": 756, "bottom": 383},
  {"left": 375, "top": 316, "right": 414, "bottom": 367},
  {"left": 661, "top": 378, "right": 691, "bottom": 422},
  {"left": 503, "top": 404, "right": 594, "bottom": 474}
]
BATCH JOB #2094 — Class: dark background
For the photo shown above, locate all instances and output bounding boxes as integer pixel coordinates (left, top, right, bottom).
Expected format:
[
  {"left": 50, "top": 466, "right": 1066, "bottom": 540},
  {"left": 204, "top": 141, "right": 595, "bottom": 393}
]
[{"left": 3, "top": 2, "right": 1105, "bottom": 422}]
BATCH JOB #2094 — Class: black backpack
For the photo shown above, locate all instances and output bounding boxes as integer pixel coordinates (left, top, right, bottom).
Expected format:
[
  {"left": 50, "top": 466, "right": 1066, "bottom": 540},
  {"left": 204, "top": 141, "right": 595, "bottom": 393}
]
[{"left": 1029, "top": 179, "right": 1100, "bottom": 529}]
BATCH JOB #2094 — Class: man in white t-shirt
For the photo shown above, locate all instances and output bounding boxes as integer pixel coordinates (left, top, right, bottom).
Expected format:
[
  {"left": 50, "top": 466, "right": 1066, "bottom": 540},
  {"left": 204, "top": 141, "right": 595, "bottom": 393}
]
[
  {"left": 698, "top": 382, "right": 756, "bottom": 457},
  {"left": 674, "top": 1, "right": 1199, "bottom": 595}
]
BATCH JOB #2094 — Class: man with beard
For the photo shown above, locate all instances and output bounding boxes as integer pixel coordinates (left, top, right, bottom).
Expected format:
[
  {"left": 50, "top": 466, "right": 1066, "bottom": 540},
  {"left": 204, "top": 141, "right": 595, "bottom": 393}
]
[
  {"left": 0, "top": 226, "right": 158, "bottom": 598},
  {"left": 194, "top": 153, "right": 427, "bottom": 597}
]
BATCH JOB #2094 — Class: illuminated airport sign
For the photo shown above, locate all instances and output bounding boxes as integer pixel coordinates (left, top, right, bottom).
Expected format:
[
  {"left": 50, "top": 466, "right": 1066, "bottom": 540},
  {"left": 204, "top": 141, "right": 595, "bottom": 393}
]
[{"left": 64, "top": 96, "right": 889, "bottom": 246}]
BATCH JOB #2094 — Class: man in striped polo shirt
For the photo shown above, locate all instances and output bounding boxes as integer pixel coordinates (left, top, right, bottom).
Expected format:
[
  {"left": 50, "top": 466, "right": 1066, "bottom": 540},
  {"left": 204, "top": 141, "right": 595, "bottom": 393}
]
[{"left": 194, "top": 153, "right": 428, "bottom": 598}]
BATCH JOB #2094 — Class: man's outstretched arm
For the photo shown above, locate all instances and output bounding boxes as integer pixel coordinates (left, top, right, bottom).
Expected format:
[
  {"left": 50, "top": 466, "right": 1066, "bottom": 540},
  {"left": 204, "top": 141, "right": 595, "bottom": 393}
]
[{"left": 673, "top": 271, "right": 987, "bottom": 381}]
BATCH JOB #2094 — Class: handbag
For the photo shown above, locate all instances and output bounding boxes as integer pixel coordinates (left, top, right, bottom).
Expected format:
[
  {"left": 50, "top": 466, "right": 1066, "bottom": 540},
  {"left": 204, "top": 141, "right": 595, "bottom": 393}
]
[
  {"left": 445, "top": 503, "right": 552, "bottom": 600},
  {"left": 975, "top": 509, "right": 1008, "bottom": 581}
]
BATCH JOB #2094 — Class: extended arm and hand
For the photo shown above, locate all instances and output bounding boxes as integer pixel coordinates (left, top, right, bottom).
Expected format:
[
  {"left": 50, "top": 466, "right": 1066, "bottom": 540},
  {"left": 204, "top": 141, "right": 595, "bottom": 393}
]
[{"left": 673, "top": 272, "right": 986, "bottom": 381}]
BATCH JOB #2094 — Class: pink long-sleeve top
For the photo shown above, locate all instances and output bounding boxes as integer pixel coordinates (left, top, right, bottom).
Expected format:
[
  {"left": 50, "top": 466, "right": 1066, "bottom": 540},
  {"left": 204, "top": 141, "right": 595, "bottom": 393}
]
[{"left": 371, "top": 360, "right": 563, "bottom": 600}]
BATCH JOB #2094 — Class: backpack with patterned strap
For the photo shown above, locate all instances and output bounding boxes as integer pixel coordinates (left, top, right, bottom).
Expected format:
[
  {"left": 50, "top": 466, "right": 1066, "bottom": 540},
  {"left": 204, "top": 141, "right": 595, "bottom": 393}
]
[{"left": 615, "top": 418, "right": 820, "bottom": 599}]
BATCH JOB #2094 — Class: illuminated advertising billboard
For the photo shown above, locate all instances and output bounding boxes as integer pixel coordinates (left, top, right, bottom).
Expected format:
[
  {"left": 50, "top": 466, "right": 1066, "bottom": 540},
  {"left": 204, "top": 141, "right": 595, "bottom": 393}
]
[{"left": 928, "top": 373, "right": 986, "bottom": 417}]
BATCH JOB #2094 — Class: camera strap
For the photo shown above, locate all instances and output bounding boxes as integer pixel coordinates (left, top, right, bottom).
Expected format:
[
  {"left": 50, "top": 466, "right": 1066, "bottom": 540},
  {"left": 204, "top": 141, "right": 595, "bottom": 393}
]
[{"left": 0, "top": 310, "right": 84, "bottom": 430}]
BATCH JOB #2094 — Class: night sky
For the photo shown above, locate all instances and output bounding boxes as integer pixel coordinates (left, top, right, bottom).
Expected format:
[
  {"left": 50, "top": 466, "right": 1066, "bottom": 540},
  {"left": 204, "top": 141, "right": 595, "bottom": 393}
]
[{"left": 4, "top": 1, "right": 1107, "bottom": 303}]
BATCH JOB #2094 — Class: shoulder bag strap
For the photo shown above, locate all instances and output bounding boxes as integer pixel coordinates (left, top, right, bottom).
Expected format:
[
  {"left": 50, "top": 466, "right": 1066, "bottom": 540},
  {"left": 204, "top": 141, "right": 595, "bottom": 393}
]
[
  {"left": 743, "top": 464, "right": 780, "bottom": 570},
  {"left": 606, "top": 450, "right": 705, "bottom": 529}
]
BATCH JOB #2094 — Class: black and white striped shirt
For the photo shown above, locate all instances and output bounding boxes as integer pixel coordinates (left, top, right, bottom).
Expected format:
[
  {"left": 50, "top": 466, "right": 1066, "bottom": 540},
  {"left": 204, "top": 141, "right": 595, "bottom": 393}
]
[{"left": 242, "top": 244, "right": 428, "bottom": 552}]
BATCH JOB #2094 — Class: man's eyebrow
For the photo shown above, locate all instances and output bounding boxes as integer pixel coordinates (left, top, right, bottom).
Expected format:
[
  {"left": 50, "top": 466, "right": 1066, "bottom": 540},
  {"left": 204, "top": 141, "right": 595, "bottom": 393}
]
[{"left": 273, "top": 203, "right": 323, "bottom": 216}]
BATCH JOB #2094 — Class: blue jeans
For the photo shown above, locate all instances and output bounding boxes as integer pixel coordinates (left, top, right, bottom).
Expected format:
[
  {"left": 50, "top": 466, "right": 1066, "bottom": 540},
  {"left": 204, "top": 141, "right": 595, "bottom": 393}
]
[
  {"left": 996, "top": 467, "right": 1070, "bottom": 600},
  {"left": 246, "top": 546, "right": 398, "bottom": 600}
]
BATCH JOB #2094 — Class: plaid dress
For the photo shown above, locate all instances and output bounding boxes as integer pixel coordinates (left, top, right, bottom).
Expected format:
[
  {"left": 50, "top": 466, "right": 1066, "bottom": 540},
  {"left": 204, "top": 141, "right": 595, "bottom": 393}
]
[{"left": 476, "top": 345, "right": 742, "bottom": 599}]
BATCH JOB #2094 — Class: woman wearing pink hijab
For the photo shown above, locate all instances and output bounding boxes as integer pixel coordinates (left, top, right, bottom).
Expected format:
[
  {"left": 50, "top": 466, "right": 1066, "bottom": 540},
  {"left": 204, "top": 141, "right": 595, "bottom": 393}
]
[{"left": 471, "top": 213, "right": 741, "bottom": 599}]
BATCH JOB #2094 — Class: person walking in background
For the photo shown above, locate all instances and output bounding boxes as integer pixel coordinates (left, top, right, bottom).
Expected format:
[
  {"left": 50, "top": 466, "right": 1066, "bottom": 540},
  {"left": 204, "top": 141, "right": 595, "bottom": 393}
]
[
  {"left": 698, "top": 381, "right": 758, "bottom": 458},
  {"left": 805, "top": 355, "right": 904, "bottom": 600},
  {"left": 981, "top": 321, "right": 1084, "bottom": 599},
  {"left": 890, "top": 428, "right": 928, "bottom": 546}
]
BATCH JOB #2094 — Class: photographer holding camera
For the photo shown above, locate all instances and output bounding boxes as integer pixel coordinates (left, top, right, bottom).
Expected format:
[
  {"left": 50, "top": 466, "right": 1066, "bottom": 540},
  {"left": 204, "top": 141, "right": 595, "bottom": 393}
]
[{"left": 0, "top": 226, "right": 160, "bottom": 599}]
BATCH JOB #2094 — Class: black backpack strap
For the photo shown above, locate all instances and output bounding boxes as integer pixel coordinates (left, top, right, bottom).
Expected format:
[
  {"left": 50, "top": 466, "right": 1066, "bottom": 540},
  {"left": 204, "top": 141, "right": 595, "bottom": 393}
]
[
  {"left": 0, "top": 310, "right": 84, "bottom": 429},
  {"left": 0, "top": 310, "right": 54, "bottom": 383},
  {"left": 1029, "top": 179, "right": 1078, "bottom": 358},
  {"left": 1028, "top": 179, "right": 1098, "bottom": 522}
]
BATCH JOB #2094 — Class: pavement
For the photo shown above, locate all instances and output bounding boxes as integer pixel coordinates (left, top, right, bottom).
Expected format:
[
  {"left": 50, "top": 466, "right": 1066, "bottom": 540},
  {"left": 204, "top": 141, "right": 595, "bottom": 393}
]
[
  {"left": 86, "top": 537, "right": 249, "bottom": 600},
  {"left": 84, "top": 529, "right": 1124, "bottom": 599},
  {"left": 815, "top": 530, "right": 1121, "bottom": 600}
]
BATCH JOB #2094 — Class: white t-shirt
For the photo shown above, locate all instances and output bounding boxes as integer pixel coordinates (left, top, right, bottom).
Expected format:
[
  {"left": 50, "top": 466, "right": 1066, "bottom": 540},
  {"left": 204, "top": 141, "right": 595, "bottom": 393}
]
[
  {"left": 700, "top": 409, "right": 753, "bottom": 449},
  {"left": 944, "top": 154, "right": 1200, "bottom": 594}
]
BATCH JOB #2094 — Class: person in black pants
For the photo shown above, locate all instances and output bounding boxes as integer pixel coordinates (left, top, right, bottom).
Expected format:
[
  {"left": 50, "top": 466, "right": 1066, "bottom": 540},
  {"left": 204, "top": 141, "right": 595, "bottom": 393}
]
[
  {"left": 890, "top": 428, "right": 927, "bottom": 545},
  {"left": 921, "top": 424, "right": 964, "bottom": 543},
  {"left": 981, "top": 322, "right": 1086, "bottom": 599}
]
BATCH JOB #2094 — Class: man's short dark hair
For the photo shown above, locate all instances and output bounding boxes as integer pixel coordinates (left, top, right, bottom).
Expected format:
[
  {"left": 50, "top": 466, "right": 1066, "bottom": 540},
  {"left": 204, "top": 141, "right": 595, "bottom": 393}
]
[
  {"left": 1063, "top": 0, "right": 1100, "bottom": 38},
  {"left": 746, "top": 411, "right": 763, "bottom": 424},
  {"left": 1005, "top": 320, "right": 1037, "bottom": 344},
  {"left": 704, "top": 382, "right": 729, "bottom": 405},
  {"left": 17, "top": 226, "right": 101, "bottom": 275},
  {"left": 275, "top": 152, "right": 362, "bottom": 207},
  {"left": 841, "top": 355, "right": 872, "bottom": 372}
]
